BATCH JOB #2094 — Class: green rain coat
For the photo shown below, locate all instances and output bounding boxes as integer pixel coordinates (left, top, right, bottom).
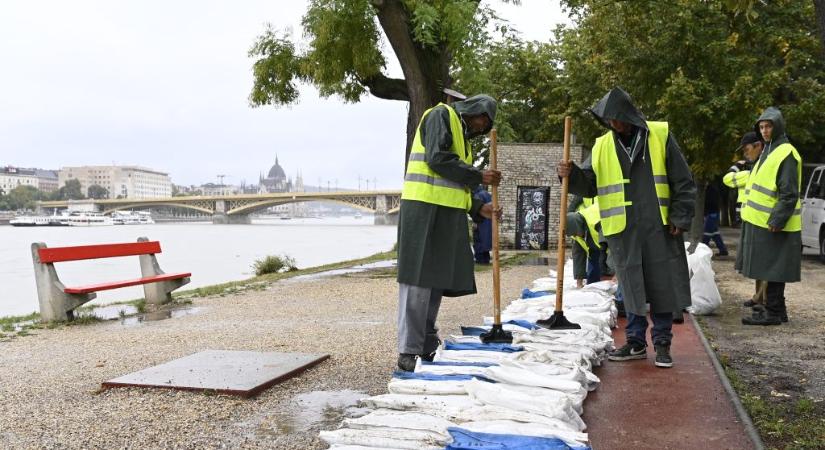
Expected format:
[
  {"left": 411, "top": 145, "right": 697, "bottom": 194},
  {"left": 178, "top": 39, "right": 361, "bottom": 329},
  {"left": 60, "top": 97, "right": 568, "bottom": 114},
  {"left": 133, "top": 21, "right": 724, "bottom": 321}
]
[
  {"left": 567, "top": 88, "right": 696, "bottom": 315},
  {"left": 396, "top": 95, "right": 497, "bottom": 296},
  {"left": 735, "top": 107, "right": 802, "bottom": 282}
]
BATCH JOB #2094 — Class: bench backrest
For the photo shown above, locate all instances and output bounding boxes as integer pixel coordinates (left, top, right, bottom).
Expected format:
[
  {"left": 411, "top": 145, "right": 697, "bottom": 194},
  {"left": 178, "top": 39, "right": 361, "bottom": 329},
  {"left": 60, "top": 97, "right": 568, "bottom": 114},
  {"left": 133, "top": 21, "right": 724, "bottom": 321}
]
[{"left": 38, "top": 241, "right": 162, "bottom": 263}]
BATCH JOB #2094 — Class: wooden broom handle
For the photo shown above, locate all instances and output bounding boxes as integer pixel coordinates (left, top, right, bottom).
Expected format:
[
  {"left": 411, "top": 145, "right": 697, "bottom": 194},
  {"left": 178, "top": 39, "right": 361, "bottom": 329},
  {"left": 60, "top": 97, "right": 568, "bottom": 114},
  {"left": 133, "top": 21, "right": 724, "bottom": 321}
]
[
  {"left": 555, "top": 117, "right": 572, "bottom": 312},
  {"left": 490, "top": 129, "right": 502, "bottom": 324}
]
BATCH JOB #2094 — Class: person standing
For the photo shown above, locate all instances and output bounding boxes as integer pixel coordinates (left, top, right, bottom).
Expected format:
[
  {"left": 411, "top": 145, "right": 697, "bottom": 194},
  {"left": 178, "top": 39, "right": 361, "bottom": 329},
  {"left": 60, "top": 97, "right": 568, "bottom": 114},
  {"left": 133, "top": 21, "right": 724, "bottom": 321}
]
[
  {"left": 738, "top": 107, "right": 802, "bottom": 325},
  {"left": 702, "top": 180, "right": 729, "bottom": 256},
  {"left": 567, "top": 201, "right": 603, "bottom": 287},
  {"left": 472, "top": 186, "right": 493, "bottom": 265},
  {"left": 557, "top": 87, "right": 696, "bottom": 368},
  {"left": 396, "top": 95, "right": 501, "bottom": 371},
  {"left": 727, "top": 132, "right": 768, "bottom": 308}
]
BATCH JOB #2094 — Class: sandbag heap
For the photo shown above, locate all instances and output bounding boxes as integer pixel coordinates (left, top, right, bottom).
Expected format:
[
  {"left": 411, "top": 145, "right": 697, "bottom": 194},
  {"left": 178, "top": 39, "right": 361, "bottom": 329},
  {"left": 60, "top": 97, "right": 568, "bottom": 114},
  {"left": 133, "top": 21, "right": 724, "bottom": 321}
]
[{"left": 321, "top": 261, "right": 617, "bottom": 450}]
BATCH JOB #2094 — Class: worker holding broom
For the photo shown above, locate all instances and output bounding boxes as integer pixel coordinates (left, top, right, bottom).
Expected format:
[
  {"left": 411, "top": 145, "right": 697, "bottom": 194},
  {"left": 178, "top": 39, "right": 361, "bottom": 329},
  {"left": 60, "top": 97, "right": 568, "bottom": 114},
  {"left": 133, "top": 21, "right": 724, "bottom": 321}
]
[
  {"left": 557, "top": 87, "right": 696, "bottom": 368},
  {"left": 396, "top": 94, "right": 501, "bottom": 372}
]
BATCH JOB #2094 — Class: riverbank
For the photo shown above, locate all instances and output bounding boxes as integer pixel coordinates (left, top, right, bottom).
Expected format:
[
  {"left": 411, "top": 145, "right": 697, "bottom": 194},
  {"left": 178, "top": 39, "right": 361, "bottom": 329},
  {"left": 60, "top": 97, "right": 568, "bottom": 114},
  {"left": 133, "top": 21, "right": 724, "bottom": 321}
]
[{"left": 0, "top": 250, "right": 547, "bottom": 448}]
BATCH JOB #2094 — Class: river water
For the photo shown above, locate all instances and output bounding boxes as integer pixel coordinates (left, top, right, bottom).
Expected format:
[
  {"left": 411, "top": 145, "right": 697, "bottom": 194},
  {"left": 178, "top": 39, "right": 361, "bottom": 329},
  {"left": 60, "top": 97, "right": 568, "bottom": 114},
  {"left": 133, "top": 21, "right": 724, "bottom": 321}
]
[{"left": 0, "top": 217, "right": 397, "bottom": 317}]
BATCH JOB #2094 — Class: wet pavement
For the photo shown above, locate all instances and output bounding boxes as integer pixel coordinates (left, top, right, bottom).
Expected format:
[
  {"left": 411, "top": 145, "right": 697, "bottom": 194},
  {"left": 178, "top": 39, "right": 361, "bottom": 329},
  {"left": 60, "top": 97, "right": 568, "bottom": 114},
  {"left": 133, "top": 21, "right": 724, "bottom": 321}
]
[
  {"left": 585, "top": 316, "right": 755, "bottom": 450},
  {"left": 284, "top": 260, "right": 396, "bottom": 283}
]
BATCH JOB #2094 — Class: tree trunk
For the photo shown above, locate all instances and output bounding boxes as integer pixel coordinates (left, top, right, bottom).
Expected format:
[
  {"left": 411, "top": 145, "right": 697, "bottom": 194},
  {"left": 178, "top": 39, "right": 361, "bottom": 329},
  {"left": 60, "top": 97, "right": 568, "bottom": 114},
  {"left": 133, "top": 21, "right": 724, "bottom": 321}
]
[
  {"left": 688, "top": 179, "right": 707, "bottom": 252},
  {"left": 815, "top": 0, "right": 825, "bottom": 55}
]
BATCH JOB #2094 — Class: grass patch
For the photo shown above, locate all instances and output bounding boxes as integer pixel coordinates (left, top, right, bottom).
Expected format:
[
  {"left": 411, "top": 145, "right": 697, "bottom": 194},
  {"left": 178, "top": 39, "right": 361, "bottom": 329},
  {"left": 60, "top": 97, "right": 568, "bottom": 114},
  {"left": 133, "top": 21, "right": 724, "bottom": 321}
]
[
  {"left": 252, "top": 254, "right": 297, "bottom": 276},
  {"left": 697, "top": 319, "right": 825, "bottom": 449}
]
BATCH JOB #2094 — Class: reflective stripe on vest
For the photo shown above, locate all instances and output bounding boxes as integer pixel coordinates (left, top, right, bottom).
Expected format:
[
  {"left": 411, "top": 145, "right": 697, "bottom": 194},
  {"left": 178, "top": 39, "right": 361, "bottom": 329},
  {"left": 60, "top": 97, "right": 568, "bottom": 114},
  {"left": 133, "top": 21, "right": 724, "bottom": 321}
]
[
  {"left": 591, "top": 121, "right": 670, "bottom": 236},
  {"left": 401, "top": 103, "right": 472, "bottom": 210},
  {"left": 740, "top": 143, "right": 802, "bottom": 231}
]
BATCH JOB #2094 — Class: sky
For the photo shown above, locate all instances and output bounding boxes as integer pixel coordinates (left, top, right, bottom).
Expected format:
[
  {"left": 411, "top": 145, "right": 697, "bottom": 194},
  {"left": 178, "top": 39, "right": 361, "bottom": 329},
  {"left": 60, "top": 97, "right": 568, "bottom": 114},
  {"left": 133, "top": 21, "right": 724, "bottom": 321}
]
[{"left": 0, "top": 1, "right": 570, "bottom": 190}]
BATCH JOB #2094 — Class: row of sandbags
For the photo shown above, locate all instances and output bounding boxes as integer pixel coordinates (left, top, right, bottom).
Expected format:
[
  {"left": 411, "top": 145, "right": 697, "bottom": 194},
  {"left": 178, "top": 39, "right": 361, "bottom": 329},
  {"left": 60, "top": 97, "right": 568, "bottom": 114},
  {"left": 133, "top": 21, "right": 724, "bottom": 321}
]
[{"left": 321, "top": 261, "right": 617, "bottom": 450}]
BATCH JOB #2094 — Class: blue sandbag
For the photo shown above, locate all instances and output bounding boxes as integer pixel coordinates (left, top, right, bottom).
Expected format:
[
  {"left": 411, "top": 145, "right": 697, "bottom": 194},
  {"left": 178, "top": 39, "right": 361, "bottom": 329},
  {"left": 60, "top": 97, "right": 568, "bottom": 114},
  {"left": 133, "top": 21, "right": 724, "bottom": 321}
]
[
  {"left": 445, "top": 428, "right": 590, "bottom": 450},
  {"left": 391, "top": 371, "right": 496, "bottom": 383},
  {"left": 522, "top": 288, "right": 552, "bottom": 299},
  {"left": 443, "top": 341, "right": 523, "bottom": 353},
  {"left": 462, "top": 320, "right": 536, "bottom": 336},
  {"left": 505, "top": 319, "right": 538, "bottom": 330},
  {"left": 419, "top": 361, "right": 498, "bottom": 367}
]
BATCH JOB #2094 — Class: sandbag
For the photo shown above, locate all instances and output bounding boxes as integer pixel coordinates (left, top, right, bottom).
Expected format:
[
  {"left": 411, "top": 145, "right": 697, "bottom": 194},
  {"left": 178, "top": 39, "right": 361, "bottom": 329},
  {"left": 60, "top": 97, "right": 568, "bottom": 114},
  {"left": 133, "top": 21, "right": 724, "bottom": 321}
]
[{"left": 685, "top": 243, "right": 722, "bottom": 315}]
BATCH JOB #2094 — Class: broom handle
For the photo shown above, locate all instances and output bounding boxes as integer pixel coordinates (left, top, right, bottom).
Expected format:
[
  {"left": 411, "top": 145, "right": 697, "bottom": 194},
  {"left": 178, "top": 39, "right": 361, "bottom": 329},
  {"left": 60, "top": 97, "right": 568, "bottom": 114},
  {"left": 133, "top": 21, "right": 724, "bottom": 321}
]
[
  {"left": 555, "top": 117, "right": 572, "bottom": 313},
  {"left": 490, "top": 129, "right": 502, "bottom": 324}
]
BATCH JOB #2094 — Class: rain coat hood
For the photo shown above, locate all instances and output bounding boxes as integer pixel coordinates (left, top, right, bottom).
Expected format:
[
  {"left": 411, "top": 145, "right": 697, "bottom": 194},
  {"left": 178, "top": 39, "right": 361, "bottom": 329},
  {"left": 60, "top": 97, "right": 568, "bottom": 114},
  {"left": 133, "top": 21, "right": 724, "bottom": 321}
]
[
  {"left": 753, "top": 107, "right": 789, "bottom": 148},
  {"left": 454, "top": 94, "right": 497, "bottom": 137},
  {"left": 589, "top": 87, "right": 648, "bottom": 131}
]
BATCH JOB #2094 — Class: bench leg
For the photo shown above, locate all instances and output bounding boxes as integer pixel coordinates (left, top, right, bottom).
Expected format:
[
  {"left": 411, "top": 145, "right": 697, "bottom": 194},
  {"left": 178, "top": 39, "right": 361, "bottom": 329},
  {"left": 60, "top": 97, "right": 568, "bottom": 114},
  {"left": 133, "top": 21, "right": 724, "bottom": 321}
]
[
  {"left": 138, "top": 237, "right": 191, "bottom": 307},
  {"left": 31, "top": 243, "right": 96, "bottom": 322}
]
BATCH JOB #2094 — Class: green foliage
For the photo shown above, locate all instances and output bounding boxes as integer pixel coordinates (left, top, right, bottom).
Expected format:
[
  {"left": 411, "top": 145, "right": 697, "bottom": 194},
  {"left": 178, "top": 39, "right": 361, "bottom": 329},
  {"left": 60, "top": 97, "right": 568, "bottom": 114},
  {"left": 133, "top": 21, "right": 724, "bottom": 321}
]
[
  {"left": 55, "top": 179, "right": 85, "bottom": 200},
  {"left": 87, "top": 184, "right": 109, "bottom": 200},
  {"left": 252, "top": 254, "right": 298, "bottom": 276},
  {"left": 0, "top": 185, "right": 46, "bottom": 210}
]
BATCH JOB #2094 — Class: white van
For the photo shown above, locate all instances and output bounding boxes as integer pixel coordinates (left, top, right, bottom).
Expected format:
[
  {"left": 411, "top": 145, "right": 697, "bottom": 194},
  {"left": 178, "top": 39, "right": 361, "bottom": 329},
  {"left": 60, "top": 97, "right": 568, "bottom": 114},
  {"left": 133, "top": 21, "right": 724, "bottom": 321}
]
[{"left": 801, "top": 164, "right": 825, "bottom": 262}]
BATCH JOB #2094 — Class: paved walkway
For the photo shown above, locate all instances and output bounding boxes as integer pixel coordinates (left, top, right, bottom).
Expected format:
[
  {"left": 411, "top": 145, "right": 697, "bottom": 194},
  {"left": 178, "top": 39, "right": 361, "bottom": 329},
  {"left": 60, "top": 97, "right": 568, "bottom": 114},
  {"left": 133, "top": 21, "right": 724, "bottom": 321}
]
[{"left": 584, "top": 316, "right": 756, "bottom": 450}]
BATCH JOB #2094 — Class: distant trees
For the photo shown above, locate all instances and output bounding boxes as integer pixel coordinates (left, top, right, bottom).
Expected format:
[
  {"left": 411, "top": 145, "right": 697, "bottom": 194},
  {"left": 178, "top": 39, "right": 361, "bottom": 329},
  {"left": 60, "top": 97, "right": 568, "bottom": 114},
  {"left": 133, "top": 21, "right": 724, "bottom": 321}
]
[
  {"left": 54, "top": 179, "right": 84, "bottom": 201},
  {"left": 86, "top": 184, "right": 109, "bottom": 199},
  {"left": 0, "top": 185, "right": 46, "bottom": 210}
]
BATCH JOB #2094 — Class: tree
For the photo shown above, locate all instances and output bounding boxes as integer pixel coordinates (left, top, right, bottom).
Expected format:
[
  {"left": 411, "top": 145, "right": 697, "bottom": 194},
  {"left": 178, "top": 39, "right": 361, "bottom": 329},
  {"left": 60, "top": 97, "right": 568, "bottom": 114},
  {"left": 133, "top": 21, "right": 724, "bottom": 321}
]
[
  {"left": 55, "top": 179, "right": 85, "bottom": 200},
  {"left": 87, "top": 184, "right": 109, "bottom": 199},
  {"left": 1, "top": 185, "right": 43, "bottom": 210},
  {"left": 248, "top": 0, "right": 516, "bottom": 162}
]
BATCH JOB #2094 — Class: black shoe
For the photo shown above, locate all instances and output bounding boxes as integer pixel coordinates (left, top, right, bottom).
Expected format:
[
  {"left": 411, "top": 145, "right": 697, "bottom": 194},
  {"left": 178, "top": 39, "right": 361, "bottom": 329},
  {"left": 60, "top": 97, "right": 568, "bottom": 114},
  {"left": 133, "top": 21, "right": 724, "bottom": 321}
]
[
  {"left": 718, "top": 251, "right": 729, "bottom": 257},
  {"left": 741, "top": 308, "right": 782, "bottom": 326},
  {"left": 743, "top": 300, "right": 759, "bottom": 308},
  {"left": 673, "top": 312, "right": 684, "bottom": 324},
  {"left": 397, "top": 353, "right": 417, "bottom": 372},
  {"left": 780, "top": 312, "right": 788, "bottom": 323},
  {"left": 608, "top": 342, "right": 647, "bottom": 361},
  {"left": 654, "top": 344, "right": 673, "bottom": 368}
]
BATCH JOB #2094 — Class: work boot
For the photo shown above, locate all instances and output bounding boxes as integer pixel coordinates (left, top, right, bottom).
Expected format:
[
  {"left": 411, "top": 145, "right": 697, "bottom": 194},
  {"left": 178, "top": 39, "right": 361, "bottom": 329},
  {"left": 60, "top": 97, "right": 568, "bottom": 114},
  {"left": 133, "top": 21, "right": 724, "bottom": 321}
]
[
  {"left": 608, "top": 341, "right": 646, "bottom": 361},
  {"left": 673, "top": 311, "right": 684, "bottom": 324},
  {"left": 397, "top": 353, "right": 417, "bottom": 372},
  {"left": 420, "top": 339, "right": 441, "bottom": 362},
  {"left": 741, "top": 306, "right": 781, "bottom": 326},
  {"left": 743, "top": 299, "right": 759, "bottom": 308},
  {"left": 780, "top": 311, "right": 788, "bottom": 323},
  {"left": 654, "top": 344, "right": 673, "bottom": 368}
]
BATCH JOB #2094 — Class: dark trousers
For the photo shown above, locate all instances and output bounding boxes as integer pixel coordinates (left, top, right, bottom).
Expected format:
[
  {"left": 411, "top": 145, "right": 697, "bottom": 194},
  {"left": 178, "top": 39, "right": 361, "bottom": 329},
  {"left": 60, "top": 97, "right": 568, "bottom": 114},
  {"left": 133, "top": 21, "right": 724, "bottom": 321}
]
[
  {"left": 586, "top": 249, "right": 601, "bottom": 284},
  {"left": 765, "top": 281, "right": 787, "bottom": 316},
  {"left": 701, "top": 213, "right": 728, "bottom": 253},
  {"left": 626, "top": 312, "right": 673, "bottom": 346}
]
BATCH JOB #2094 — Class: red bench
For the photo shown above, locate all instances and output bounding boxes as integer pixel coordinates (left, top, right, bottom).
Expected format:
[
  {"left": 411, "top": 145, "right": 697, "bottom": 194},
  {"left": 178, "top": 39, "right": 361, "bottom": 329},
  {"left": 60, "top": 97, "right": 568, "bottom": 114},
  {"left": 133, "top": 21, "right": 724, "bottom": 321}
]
[{"left": 31, "top": 237, "right": 191, "bottom": 322}]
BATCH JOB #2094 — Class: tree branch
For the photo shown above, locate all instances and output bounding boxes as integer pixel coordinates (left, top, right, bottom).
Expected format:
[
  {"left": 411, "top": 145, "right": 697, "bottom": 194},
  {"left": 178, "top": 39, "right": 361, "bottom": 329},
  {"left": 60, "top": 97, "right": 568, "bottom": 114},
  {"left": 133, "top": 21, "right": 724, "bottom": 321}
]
[{"left": 362, "top": 74, "right": 410, "bottom": 101}]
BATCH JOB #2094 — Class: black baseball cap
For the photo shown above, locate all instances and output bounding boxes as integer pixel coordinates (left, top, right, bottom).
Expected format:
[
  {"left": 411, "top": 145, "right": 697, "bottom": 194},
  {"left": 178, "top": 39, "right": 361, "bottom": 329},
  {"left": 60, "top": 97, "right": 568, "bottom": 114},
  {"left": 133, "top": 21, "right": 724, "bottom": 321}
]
[{"left": 736, "top": 131, "right": 762, "bottom": 151}]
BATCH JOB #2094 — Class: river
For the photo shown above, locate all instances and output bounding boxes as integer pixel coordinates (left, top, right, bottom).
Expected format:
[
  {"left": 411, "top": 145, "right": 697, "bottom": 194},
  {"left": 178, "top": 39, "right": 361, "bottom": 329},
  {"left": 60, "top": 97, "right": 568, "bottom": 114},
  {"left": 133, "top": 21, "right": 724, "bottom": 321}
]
[{"left": 0, "top": 217, "right": 397, "bottom": 317}]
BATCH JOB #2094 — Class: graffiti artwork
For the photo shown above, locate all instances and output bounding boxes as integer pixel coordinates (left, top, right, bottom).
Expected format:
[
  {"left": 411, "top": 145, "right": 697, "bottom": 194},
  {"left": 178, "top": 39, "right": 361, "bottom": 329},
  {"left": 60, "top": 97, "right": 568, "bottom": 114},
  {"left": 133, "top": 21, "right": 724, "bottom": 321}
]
[{"left": 515, "top": 186, "right": 550, "bottom": 250}]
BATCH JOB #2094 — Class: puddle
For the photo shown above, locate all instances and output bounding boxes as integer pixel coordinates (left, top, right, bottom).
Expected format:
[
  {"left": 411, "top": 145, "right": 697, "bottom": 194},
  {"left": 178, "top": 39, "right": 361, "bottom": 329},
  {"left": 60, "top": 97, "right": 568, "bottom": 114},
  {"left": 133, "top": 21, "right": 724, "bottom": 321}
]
[
  {"left": 520, "top": 256, "right": 551, "bottom": 266},
  {"left": 87, "top": 304, "right": 139, "bottom": 320},
  {"left": 286, "top": 260, "right": 396, "bottom": 283},
  {"left": 260, "top": 390, "right": 369, "bottom": 436},
  {"left": 118, "top": 306, "right": 205, "bottom": 326}
]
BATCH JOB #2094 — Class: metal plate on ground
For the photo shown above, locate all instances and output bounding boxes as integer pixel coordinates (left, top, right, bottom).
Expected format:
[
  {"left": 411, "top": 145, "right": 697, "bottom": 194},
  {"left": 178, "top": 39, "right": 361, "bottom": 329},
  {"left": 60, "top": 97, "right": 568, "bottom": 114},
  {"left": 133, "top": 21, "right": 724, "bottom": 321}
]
[{"left": 102, "top": 350, "right": 329, "bottom": 398}]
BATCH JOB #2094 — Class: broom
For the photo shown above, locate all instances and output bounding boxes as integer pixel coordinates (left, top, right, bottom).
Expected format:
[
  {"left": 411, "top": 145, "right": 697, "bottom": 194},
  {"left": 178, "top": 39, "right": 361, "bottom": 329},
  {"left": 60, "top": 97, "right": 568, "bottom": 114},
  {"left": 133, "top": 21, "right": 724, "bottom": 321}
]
[
  {"left": 479, "top": 129, "right": 513, "bottom": 344},
  {"left": 536, "top": 116, "right": 581, "bottom": 330}
]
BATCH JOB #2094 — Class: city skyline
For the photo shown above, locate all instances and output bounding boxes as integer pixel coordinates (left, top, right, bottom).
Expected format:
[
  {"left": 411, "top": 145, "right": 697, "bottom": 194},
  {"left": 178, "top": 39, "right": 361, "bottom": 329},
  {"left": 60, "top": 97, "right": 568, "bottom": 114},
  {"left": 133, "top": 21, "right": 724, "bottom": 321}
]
[{"left": 0, "top": 1, "right": 568, "bottom": 190}]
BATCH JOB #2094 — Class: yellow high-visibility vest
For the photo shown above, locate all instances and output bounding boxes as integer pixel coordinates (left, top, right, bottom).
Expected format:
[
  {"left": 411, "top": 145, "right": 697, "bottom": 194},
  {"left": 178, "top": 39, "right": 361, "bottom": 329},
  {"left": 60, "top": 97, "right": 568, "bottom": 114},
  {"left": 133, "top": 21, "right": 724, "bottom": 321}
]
[
  {"left": 401, "top": 103, "right": 472, "bottom": 210},
  {"left": 741, "top": 143, "right": 802, "bottom": 231},
  {"left": 723, "top": 169, "right": 750, "bottom": 203},
  {"left": 591, "top": 121, "right": 670, "bottom": 236},
  {"left": 571, "top": 200, "right": 602, "bottom": 253}
]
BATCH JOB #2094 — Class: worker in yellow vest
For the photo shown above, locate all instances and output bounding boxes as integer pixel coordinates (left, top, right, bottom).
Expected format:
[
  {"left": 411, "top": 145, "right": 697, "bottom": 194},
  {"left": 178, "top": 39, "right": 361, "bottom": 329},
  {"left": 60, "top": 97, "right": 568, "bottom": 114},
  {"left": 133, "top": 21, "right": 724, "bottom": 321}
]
[
  {"left": 557, "top": 87, "right": 696, "bottom": 369},
  {"left": 396, "top": 94, "right": 501, "bottom": 372},
  {"left": 724, "top": 132, "right": 763, "bottom": 224},
  {"left": 738, "top": 107, "right": 802, "bottom": 326},
  {"left": 567, "top": 199, "right": 603, "bottom": 288}
]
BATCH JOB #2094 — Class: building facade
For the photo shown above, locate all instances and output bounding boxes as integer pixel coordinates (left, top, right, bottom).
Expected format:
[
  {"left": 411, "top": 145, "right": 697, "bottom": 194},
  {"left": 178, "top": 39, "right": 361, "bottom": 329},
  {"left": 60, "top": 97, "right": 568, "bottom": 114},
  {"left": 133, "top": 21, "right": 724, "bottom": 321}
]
[
  {"left": 0, "top": 166, "right": 39, "bottom": 193},
  {"left": 58, "top": 165, "right": 172, "bottom": 199}
]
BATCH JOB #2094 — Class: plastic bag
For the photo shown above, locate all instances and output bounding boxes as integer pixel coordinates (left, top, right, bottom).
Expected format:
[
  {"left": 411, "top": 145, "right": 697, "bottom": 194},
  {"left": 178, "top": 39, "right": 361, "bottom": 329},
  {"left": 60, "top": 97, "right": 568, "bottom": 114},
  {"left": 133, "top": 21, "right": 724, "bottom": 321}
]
[{"left": 685, "top": 243, "right": 722, "bottom": 315}]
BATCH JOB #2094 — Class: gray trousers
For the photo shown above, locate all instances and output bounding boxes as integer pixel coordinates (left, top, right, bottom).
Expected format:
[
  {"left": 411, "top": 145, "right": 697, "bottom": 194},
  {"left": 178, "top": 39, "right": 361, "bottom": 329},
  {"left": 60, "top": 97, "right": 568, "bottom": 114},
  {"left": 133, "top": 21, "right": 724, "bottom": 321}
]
[{"left": 397, "top": 283, "right": 443, "bottom": 355}]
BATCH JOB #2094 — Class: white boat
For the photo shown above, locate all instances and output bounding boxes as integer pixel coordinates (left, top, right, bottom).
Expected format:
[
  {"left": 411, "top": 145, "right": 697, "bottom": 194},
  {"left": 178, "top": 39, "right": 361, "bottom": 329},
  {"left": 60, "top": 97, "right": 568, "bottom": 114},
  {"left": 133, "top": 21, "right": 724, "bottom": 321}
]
[
  {"left": 354, "top": 212, "right": 363, "bottom": 219},
  {"left": 10, "top": 215, "right": 51, "bottom": 226},
  {"left": 67, "top": 212, "right": 114, "bottom": 227},
  {"left": 111, "top": 211, "right": 154, "bottom": 225},
  {"left": 136, "top": 211, "right": 155, "bottom": 224}
]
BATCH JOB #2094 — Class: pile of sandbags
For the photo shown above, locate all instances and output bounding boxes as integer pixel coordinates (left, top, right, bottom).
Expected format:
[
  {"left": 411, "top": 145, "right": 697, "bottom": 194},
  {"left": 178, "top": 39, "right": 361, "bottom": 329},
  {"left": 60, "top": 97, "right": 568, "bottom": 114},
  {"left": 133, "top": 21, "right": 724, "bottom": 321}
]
[{"left": 320, "top": 260, "right": 616, "bottom": 450}]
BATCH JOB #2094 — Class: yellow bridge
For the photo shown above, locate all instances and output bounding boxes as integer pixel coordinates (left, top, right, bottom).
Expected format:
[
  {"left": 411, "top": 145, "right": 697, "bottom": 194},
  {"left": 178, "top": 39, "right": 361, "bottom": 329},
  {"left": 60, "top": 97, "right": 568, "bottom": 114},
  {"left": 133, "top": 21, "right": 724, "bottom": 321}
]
[{"left": 38, "top": 191, "right": 402, "bottom": 224}]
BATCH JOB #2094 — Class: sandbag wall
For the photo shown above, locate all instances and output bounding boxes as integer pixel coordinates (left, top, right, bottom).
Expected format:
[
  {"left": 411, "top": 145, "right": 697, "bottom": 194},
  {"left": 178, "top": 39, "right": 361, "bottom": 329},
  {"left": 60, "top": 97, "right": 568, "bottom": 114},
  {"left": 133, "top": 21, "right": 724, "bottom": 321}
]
[{"left": 321, "top": 261, "right": 617, "bottom": 450}]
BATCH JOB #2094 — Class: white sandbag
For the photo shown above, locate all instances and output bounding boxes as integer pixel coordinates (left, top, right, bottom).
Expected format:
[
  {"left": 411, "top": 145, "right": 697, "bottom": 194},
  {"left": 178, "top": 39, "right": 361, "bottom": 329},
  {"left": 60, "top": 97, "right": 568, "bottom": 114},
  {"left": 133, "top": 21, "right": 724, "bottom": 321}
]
[
  {"left": 319, "top": 428, "right": 444, "bottom": 450},
  {"left": 342, "top": 410, "right": 455, "bottom": 437},
  {"left": 328, "top": 446, "right": 410, "bottom": 450},
  {"left": 361, "top": 394, "right": 479, "bottom": 412},
  {"left": 483, "top": 364, "right": 587, "bottom": 396},
  {"left": 686, "top": 243, "right": 722, "bottom": 315},
  {"left": 497, "top": 359, "right": 600, "bottom": 391},
  {"left": 387, "top": 378, "right": 468, "bottom": 395},
  {"left": 414, "top": 362, "right": 490, "bottom": 377},
  {"left": 444, "top": 405, "right": 583, "bottom": 433},
  {"left": 464, "top": 379, "right": 585, "bottom": 431},
  {"left": 459, "top": 420, "right": 589, "bottom": 448}
]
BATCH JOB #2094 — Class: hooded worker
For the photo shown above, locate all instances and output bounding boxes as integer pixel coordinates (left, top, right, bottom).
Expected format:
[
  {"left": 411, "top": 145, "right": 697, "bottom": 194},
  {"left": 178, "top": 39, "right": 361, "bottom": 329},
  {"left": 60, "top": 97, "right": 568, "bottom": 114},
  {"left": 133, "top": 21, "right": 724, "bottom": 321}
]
[
  {"left": 737, "top": 107, "right": 802, "bottom": 325},
  {"left": 566, "top": 200, "right": 603, "bottom": 287},
  {"left": 557, "top": 87, "right": 696, "bottom": 368},
  {"left": 396, "top": 94, "right": 501, "bottom": 371}
]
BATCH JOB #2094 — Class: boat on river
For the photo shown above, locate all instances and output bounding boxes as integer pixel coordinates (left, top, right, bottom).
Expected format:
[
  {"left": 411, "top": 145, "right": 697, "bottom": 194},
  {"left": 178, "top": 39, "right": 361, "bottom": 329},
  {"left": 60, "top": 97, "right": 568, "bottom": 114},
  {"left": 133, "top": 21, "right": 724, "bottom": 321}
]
[
  {"left": 9, "top": 215, "right": 51, "bottom": 226},
  {"left": 66, "top": 212, "right": 114, "bottom": 227}
]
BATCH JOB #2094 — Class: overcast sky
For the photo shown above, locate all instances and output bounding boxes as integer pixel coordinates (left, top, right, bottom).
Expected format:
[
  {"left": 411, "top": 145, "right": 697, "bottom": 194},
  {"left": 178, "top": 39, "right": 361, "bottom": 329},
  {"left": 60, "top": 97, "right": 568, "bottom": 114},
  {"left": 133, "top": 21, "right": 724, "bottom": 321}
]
[{"left": 0, "top": 1, "right": 570, "bottom": 189}]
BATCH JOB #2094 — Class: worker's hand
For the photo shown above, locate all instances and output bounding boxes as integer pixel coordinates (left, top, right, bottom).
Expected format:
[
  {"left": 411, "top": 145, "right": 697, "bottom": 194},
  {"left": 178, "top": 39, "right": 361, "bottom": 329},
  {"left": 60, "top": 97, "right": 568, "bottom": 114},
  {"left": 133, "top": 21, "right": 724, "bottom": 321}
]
[
  {"left": 482, "top": 170, "right": 502, "bottom": 186},
  {"left": 769, "top": 225, "right": 781, "bottom": 232},
  {"left": 480, "top": 203, "right": 503, "bottom": 220},
  {"left": 557, "top": 160, "right": 572, "bottom": 178},
  {"left": 576, "top": 279, "right": 584, "bottom": 289},
  {"left": 668, "top": 224, "right": 684, "bottom": 236}
]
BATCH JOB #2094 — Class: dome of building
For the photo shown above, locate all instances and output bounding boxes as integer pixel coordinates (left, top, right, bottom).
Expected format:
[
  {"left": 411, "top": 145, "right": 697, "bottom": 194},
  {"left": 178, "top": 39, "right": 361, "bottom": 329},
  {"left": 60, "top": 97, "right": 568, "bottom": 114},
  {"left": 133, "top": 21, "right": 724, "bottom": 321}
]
[{"left": 267, "top": 156, "right": 286, "bottom": 180}]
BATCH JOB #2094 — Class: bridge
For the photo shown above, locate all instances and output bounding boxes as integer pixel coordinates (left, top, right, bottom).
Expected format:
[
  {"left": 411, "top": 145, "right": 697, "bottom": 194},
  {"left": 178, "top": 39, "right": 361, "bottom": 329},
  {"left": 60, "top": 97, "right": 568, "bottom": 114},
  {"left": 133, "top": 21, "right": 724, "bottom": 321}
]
[{"left": 37, "top": 191, "right": 402, "bottom": 225}]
